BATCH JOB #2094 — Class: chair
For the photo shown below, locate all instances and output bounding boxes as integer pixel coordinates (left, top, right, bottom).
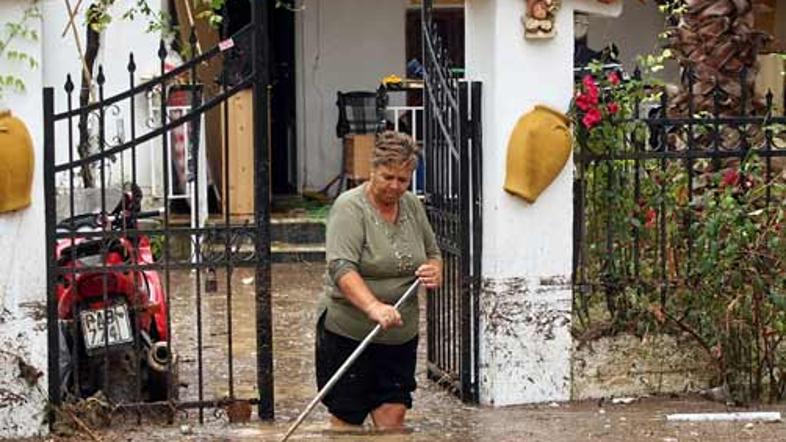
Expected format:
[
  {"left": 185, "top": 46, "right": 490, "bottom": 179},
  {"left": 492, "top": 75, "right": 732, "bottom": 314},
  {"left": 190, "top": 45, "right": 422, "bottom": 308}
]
[
  {"left": 318, "top": 91, "right": 386, "bottom": 197},
  {"left": 335, "top": 91, "right": 386, "bottom": 138}
]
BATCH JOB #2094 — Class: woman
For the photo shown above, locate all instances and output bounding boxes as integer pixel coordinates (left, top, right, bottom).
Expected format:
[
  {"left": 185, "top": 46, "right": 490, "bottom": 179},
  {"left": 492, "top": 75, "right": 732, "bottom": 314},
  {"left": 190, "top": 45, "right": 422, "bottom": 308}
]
[{"left": 316, "top": 131, "right": 443, "bottom": 429}]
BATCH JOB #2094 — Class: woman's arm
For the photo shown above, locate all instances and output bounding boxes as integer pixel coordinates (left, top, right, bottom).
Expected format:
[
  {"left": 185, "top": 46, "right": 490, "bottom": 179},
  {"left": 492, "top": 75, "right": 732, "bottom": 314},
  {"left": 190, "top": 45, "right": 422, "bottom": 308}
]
[{"left": 336, "top": 270, "right": 403, "bottom": 329}]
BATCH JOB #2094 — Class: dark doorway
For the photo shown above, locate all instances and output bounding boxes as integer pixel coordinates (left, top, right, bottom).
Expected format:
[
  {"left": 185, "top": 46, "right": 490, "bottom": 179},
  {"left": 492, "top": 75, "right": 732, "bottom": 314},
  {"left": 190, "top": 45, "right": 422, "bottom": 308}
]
[
  {"left": 223, "top": 0, "right": 297, "bottom": 195},
  {"left": 269, "top": 1, "right": 297, "bottom": 194},
  {"left": 405, "top": 6, "right": 464, "bottom": 106}
]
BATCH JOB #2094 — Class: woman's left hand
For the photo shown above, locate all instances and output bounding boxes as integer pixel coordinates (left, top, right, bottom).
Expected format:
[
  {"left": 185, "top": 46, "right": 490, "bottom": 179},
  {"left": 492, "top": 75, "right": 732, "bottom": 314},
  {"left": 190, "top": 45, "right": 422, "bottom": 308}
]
[{"left": 416, "top": 262, "right": 443, "bottom": 289}]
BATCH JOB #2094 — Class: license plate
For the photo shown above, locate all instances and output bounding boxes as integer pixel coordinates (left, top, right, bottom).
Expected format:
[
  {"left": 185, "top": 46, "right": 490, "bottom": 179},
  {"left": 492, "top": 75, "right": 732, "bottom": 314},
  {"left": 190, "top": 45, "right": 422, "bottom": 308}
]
[{"left": 80, "top": 304, "right": 134, "bottom": 352}]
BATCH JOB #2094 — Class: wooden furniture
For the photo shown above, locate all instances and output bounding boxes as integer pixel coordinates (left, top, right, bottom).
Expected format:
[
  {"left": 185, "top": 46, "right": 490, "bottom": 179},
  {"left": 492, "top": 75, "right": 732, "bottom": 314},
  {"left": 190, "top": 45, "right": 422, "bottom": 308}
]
[
  {"left": 221, "top": 88, "right": 255, "bottom": 216},
  {"left": 343, "top": 133, "right": 374, "bottom": 182}
]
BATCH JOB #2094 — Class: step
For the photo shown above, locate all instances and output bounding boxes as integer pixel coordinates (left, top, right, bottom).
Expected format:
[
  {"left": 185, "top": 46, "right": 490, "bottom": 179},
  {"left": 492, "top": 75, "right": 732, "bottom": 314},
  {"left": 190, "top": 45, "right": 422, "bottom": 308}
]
[
  {"left": 271, "top": 217, "right": 325, "bottom": 244},
  {"left": 160, "top": 215, "right": 326, "bottom": 246},
  {"left": 271, "top": 242, "right": 325, "bottom": 263}
]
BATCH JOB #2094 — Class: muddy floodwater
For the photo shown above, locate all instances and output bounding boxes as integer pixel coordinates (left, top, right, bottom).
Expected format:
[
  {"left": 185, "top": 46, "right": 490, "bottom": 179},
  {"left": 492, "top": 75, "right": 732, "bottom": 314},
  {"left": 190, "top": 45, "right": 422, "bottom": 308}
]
[{"left": 35, "top": 263, "right": 786, "bottom": 441}]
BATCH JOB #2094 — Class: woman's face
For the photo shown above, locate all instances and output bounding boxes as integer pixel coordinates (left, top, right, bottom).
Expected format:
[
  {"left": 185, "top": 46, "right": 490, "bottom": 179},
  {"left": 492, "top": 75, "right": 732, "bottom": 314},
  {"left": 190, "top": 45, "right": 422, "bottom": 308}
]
[{"left": 369, "top": 161, "right": 414, "bottom": 206}]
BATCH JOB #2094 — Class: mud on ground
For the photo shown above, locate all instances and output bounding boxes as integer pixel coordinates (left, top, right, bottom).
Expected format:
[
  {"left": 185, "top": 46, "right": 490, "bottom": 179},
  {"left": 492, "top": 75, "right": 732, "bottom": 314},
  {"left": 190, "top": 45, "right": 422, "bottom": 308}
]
[{"left": 23, "top": 263, "right": 786, "bottom": 441}]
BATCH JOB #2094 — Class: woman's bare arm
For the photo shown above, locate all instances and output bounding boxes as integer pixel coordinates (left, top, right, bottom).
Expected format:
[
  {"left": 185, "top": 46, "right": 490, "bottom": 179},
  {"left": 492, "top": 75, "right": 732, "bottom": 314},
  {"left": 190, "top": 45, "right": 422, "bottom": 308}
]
[{"left": 337, "top": 270, "right": 402, "bottom": 329}]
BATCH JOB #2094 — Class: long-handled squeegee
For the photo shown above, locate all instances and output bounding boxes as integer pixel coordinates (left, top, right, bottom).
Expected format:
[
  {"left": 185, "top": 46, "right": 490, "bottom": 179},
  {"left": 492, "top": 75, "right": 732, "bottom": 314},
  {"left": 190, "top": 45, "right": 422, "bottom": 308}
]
[{"left": 281, "top": 279, "right": 422, "bottom": 441}]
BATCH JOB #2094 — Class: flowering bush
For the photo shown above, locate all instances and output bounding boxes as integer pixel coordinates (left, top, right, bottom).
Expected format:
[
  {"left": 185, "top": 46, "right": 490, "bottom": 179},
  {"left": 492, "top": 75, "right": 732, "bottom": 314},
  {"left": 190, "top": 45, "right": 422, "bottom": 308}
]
[
  {"left": 575, "top": 71, "right": 621, "bottom": 130},
  {"left": 572, "top": 61, "right": 786, "bottom": 402}
]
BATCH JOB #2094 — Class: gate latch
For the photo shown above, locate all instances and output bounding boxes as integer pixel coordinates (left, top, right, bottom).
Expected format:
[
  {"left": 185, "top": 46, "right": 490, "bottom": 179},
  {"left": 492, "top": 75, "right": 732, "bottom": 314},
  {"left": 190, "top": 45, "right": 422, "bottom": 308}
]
[{"left": 205, "top": 267, "right": 218, "bottom": 293}]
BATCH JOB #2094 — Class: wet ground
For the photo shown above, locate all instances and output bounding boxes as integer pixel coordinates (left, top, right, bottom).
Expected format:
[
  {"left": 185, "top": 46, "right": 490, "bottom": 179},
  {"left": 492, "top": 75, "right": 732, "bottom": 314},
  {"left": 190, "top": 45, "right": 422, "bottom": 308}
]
[{"left": 33, "top": 263, "right": 786, "bottom": 441}]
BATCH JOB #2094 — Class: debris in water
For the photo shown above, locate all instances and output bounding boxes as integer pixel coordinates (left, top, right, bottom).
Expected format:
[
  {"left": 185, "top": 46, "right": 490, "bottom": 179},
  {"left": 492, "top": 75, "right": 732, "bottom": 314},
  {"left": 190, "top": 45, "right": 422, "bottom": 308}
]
[
  {"left": 548, "top": 402, "right": 560, "bottom": 408},
  {"left": 744, "top": 422, "right": 755, "bottom": 430},
  {"left": 180, "top": 424, "right": 193, "bottom": 435},
  {"left": 666, "top": 412, "right": 781, "bottom": 423},
  {"left": 242, "top": 277, "right": 255, "bottom": 285},
  {"left": 611, "top": 397, "right": 637, "bottom": 405}
]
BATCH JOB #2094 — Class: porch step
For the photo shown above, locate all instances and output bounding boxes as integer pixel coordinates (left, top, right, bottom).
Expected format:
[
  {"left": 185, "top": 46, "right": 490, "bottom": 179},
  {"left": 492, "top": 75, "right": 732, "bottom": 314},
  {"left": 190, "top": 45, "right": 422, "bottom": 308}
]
[
  {"left": 271, "top": 217, "right": 325, "bottom": 244},
  {"left": 166, "top": 215, "right": 325, "bottom": 244},
  {"left": 271, "top": 242, "right": 325, "bottom": 263}
]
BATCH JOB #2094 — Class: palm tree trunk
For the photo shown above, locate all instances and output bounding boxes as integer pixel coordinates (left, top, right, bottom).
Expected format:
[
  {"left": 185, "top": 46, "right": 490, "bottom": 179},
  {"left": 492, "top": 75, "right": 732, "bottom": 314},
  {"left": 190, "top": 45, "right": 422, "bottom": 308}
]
[{"left": 667, "top": 0, "right": 771, "bottom": 117}]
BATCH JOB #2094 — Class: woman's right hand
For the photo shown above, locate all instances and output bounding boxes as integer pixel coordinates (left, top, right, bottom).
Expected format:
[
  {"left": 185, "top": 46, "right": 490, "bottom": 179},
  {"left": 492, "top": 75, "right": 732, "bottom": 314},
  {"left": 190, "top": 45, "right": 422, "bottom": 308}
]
[{"left": 365, "top": 301, "right": 403, "bottom": 330}]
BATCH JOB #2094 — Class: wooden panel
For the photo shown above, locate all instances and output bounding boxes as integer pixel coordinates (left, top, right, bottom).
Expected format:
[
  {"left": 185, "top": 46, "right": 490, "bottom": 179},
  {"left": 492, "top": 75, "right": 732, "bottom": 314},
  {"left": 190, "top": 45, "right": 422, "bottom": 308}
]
[{"left": 221, "top": 89, "right": 255, "bottom": 216}]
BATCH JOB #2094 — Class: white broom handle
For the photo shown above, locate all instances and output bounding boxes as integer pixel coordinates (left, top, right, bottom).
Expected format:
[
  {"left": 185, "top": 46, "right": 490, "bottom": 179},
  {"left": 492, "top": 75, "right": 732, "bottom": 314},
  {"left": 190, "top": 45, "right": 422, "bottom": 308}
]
[{"left": 281, "top": 279, "right": 422, "bottom": 442}]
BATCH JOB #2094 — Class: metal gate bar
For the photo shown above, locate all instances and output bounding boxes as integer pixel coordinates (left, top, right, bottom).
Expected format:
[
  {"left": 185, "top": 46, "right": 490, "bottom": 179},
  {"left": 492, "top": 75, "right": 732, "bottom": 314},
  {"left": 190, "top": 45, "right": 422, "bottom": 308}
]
[{"left": 422, "top": 0, "right": 482, "bottom": 404}]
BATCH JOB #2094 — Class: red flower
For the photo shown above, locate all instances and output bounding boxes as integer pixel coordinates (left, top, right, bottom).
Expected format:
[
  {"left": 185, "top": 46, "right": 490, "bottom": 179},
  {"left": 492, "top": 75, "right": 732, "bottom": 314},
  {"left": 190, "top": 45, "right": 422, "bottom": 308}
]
[
  {"left": 645, "top": 208, "right": 657, "bottom": 229},
  {"left": 575, "top": 92, "right": 596, "bottom": 111},
  {"left": 721, "top": 168, "right": 739, "bottom": 187},
  {"left": 607, "top": 102, "right": 620, "bottom": 115},
  {"left": 582, "top": 107, "right": 602, "bottom": 129},
  {"left": 582, "top": 74, "right": 599, "bottom": 100},
  {"left": 607, "top": 71, "right": 621, "bottom": 86}
]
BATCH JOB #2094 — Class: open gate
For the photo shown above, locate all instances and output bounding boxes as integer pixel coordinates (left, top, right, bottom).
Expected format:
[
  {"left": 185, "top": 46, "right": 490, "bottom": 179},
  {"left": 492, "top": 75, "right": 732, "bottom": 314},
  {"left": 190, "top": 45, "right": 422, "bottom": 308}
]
[
  {"left": 421, "top": 0, "right": 482, "bottom": 403},
  {"left": 43, "top": 3, "right": 273, "bottom": 424}
]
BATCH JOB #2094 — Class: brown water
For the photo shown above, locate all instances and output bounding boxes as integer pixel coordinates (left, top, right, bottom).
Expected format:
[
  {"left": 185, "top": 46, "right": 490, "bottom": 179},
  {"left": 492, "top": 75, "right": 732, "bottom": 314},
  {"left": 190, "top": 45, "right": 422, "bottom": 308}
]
[{"left": 40, "top": 263, "right": 786, "bottom": 441}]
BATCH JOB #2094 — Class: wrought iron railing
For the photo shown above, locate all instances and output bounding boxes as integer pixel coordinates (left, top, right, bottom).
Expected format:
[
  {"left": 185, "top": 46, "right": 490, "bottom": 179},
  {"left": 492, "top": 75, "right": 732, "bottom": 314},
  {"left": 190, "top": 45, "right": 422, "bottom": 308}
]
[{"left": 573, "top": 67, "right": 786, "bottom": 399}]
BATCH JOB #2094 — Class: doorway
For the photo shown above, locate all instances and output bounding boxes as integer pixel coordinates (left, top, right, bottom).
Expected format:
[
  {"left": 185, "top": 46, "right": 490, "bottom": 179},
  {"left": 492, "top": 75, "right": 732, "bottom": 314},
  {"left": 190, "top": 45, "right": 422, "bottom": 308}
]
[
  {"left": 269, "top": 1, "right": 298, "bottom": 195},
  {"left": 223, "top": 0, "right": 297, "bottom": 195}
]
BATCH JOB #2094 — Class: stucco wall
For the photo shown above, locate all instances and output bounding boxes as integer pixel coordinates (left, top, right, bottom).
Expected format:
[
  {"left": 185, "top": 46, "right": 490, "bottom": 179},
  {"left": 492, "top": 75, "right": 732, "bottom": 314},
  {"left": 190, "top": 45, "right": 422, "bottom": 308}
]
[
  {"left": 0, "top": 1, "right": 48, "bottom": 438},
  {"left": 295, "top": 0, "right": 407, "bottom": 191},
  {"left": 573, "top": 334, "right": 714, "bottom": 400}
]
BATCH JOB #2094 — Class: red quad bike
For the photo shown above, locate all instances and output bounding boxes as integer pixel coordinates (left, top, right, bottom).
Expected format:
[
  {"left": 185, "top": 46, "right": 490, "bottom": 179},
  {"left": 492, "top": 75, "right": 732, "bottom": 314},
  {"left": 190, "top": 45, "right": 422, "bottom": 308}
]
[{"left": 55, "top": 184, "right": 178, "bottom": 403}]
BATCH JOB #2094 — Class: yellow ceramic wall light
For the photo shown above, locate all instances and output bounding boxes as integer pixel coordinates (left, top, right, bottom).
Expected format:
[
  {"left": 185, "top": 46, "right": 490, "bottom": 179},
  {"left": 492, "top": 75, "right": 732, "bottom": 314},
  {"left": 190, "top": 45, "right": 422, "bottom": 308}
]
[
  {"left": 0, "top": 110, "right": 34, "bottom": 213},
  {"left": 504, "top": 105, "right": 572, "bottom": 203}
]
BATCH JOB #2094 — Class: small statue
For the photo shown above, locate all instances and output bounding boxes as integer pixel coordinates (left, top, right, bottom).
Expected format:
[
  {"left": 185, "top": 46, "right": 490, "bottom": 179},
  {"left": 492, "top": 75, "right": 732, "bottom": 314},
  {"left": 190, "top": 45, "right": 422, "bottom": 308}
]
[{"left": 523, "top": 0, "right": 561, "bottom": 39}]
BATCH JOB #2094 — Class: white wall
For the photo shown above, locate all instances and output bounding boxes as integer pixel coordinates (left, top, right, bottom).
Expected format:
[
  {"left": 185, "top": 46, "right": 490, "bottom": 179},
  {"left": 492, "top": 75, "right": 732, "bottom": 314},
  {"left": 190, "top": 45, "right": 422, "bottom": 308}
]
[
  {"left": 586, "top": 1, "right": 679, "bottom": 82},
  {"left": 42, "top": 0, "right": 165, "bottom": 202},
  {"left": 465, "top": 0, "right": 620, "bottom": 407},
  {"left": 296, "top": 0, "right": 407, "bottom": 191},
  {"left": 0, "top": 1, "right": 48, "bottom": 437}
]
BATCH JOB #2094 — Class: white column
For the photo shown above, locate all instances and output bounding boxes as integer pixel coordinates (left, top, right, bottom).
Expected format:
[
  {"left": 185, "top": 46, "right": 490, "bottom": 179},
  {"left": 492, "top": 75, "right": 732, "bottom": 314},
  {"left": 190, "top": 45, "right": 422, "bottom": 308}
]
[
  {"left": 465, "top": 0, "right": 621, "bottom": 406},
  {"left": 0, "top": 1, "right": 48, "bottom": 437}
]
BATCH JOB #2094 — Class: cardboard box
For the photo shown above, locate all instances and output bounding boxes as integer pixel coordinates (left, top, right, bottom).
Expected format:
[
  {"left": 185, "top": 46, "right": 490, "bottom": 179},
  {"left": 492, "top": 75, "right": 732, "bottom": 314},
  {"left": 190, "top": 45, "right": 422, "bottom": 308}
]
[{"left": 344, "top": 134, "right": 375, "bottom": 180}]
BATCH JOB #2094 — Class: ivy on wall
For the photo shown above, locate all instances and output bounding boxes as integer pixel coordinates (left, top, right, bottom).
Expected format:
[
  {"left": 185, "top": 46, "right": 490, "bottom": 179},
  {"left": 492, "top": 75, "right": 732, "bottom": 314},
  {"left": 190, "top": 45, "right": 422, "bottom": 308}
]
[{"left": 0, "top": 3, "right": 41, "bottom": 100}]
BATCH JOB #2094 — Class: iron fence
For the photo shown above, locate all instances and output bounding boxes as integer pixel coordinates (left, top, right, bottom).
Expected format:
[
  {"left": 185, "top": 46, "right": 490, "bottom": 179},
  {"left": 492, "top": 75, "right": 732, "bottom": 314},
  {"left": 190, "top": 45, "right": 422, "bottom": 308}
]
[
  {"left": 44, "top": 2, "right": 273, "bottom": 426},
  {"left": 573, "top": 67, "right": 786, "bottom": 335}
]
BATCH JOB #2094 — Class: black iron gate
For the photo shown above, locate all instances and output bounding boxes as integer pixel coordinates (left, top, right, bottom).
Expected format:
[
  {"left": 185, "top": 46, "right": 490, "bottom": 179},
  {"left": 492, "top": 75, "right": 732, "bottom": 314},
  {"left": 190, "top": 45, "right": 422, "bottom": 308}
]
[
  {"left": 421, "top": 0, "right": 482, "bottom": 403},
  {"left": 43, "top": 3, "right": 273, "bottom": 424}
]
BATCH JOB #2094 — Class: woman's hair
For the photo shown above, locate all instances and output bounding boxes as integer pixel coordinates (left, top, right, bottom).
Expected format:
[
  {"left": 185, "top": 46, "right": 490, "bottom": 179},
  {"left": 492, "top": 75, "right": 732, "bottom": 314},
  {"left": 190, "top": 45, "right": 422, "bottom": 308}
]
[{"left": 371, "top": 130, "right": 421, "bottom": 169}]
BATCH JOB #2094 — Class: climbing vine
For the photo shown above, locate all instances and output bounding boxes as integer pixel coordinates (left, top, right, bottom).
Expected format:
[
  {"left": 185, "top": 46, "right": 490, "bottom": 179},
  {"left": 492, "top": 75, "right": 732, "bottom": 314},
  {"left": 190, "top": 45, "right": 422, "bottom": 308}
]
[{"left": 0, "top": 3, "right": 41, "bottom": 101}]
